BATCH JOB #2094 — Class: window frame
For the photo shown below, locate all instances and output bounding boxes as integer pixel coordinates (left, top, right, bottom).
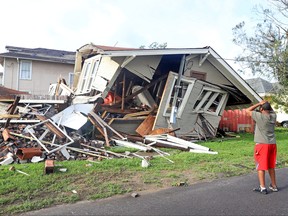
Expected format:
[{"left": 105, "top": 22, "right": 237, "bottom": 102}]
[
  {"left": 68, "top": 72, "right": 74, "bottom": 88},
  {"left": 19, "top": 60, "right": 32, "bottom": 80},
  {"left": 163, "top": 75, "right": 196, "bottom": 118},
  {"left": 193, "top": 86, "right": 228, "bottom": 116},
  {"left": 76, "top": 55, "right": 101, "bottom": 94}
]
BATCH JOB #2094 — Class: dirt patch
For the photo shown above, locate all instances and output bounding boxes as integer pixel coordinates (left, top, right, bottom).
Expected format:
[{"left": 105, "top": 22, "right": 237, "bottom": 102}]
[{"left": 117, "top": 169, "right": 201, "bottom": 193}]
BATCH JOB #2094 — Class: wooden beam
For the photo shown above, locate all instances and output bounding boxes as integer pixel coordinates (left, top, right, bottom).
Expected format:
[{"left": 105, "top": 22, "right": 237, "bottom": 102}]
[
  {"left": 136, "top": 114, "right": 156, "bottom": 137},
  {"left": 4, "top": 96, "right": 20, "bottom": 128},
  {"left": 121, "top": 72, "right": 126, "bottom": 110},
  {"left": 88, "top": 113, "right": 110, "bottom": 146},
  {"left": 0, "top": 114, "right": 21, "bottom": 119}
]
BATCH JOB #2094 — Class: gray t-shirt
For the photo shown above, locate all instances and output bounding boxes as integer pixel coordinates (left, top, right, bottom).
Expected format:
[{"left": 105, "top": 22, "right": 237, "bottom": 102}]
[{"left": 252, "top": 111, "right": 276, "bottom": 144}]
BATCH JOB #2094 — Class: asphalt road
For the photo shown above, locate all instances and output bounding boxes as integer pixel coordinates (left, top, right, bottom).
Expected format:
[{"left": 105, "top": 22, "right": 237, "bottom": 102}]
[{"left": 22, "top": 167, "right": 288, "bottom": 216}]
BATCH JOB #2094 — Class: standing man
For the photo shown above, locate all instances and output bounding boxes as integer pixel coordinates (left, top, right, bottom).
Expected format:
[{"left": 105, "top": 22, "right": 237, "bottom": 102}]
[{"left": 245, "top": 100, "right": 278, "bottom": 194}]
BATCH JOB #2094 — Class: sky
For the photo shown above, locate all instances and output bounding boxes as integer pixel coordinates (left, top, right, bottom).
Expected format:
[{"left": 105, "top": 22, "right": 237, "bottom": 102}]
[{"left": 0, "top": 0, "right": 270, "bottom": 79}]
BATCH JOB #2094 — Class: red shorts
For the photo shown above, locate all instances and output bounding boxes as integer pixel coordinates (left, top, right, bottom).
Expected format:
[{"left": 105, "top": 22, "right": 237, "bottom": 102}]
[{"left": 254, "top": 144, "right": 277, "bottom": 170}]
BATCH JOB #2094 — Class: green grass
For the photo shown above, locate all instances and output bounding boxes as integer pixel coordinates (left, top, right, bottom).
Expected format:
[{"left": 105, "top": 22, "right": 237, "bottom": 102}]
[{"left": 1, "top": 128, "right": 288, "bottom": 215}]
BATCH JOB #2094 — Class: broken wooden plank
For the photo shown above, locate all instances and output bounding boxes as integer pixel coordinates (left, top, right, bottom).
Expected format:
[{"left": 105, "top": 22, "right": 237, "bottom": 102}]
[
  {"left": 113, "top": 139, "right": 151, "bottom": 151},
  {"left": 2, "top": 128, "right": 15, "bottom": 141},
  {"left": 166, "top": 135, "right": 210, "bottom": 151},
  {"left": 4, "top": 96, "right": 20, "bottom": 128},
  {"left": 8, "top": 131, "right": 107, "bottom": 159},
  {"left": 36, "top": 115, "right": 66, "bottom": 139},
  {"left": 25, "top": 119, "right": 74, "bottom": 154},
  {"left": 0, "top": 119, "right": 40, "bottom": 124},
  {"left": 189, "top": 149, "right": 218, "bottom": 154},
  {"left": 100, "top": 106, "right": 139, "bottom": 114},
  {"left": 121, "top": 72, "right": 126, "bottom": 110},
  {"left": 148, "top": 128, "right": 177, "bottom": 136},
  {"left": 136, "top": 114, "right": 156, "bottom": 137},
  {"left": 80, "top": 143, "right": 132, "bottom": 158},
  {"left": 144, "top": 136, "right": 188, "bottom": 150},
  {"left": 44, "top": 160, "right": 54, "bottom": 174},
  {"left": 88, "top": 113, "right": 110, "bottom": 146},
  {"left": 0, "top": 114, "right": 21, "bottom": 119},
  {"left": 123, "top": 110, "right": 154, "bottom": 119},
  {"left": 108, "top": 117, "right": 145, "bottom": 136},
  {"left": 89, "top": 111, "right": 125, "bottom": 140}
]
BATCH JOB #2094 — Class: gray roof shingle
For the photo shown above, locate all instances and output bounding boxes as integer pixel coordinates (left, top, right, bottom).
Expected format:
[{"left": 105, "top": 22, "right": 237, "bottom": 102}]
[
  {"left": 0, "top": 46, "right": 75, "bottom": 64},
  {"left": 245, "top": 77, "right": 279, "bottom": 94}
]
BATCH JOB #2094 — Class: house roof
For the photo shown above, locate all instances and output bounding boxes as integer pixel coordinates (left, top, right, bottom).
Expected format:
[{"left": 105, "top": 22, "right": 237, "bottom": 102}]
[
  {"left": 0, "top": 85, "right": 29, "bottom": 95},
  {"left": 74, "top": 43, "right": 262, "bottom": 108},
  {"left": 101, "top": 45, "right": 262, "bottom": 106},
  {"left": 0, "top": 85, "right": 29, "bottom": 100},
  {"left": 78, "top": 44, "right": 136, "bottom": 52},
  {"left": 76, "top": 43, "right": 137, "bottom": 59},
  {"left": 245, "top": 77, "right": 278, "bottom": 95},
  {"left": 0, "top": 46, "right": 75, "bottom": 65}
]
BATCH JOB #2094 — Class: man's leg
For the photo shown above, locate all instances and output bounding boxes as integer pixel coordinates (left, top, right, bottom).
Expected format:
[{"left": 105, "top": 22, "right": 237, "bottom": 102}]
[
  {"left": 268, "top": 168, "right": 277, "bottom": 187},
  {"left": 258, "top": 170, "right": 266, "bottom": 188}
]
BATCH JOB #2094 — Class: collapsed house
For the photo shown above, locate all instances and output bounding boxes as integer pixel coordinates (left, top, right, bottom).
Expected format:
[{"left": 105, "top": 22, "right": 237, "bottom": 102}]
[
  {"left": 0, "top": 44, "right": 262, "bottom": 166},
  {"left": 70, "top": 44, "right": 261, "bottom": 138}
]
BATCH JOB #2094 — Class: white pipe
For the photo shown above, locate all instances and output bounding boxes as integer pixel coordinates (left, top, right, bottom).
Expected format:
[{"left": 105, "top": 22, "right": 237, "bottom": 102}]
[{"left": 17, "top": 58, "right": 19, "bottom": 90}]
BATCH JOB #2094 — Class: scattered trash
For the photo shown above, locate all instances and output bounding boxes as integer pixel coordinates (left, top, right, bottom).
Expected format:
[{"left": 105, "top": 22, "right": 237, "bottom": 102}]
[
  {"left": 44, "top": 160, "right": 55, "bottom": 175},
  {"left": 0, "top": 152, "right": 14, "bottom": 165},
  {"left": 141, "top": 159, "right": 150, "bottom": 168},
  {"left": 31, "top": 156, "right": 44, "bottom": 163},
  {"left": 131, "top": 192, "right": 139, "bottom": 198},
  {"left": 59, "top": 168, "right": 67, "bottom": 172},
  {"left": 9, "top": 166, "right": 30, "bottom": 176},
  {"left": 173, "top": 182, "right": 188, "bottom": 187}
]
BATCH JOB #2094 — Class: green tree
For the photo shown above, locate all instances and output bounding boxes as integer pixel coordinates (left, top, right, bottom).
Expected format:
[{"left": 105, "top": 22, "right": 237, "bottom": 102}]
[
  {"left": 139, "top": 42, "right": 167, "bottom": 49},
  {"left": 232, "top": 0, "right": 288, "bottom": 110}
]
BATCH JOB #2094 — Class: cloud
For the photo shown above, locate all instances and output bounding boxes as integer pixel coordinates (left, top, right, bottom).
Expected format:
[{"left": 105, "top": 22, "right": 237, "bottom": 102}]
[{"left": 0, "top": 0, "right": 269, "bottom": 78}]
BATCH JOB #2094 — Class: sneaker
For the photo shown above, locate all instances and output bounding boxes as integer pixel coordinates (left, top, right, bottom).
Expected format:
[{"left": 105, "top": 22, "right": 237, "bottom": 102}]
[
  {"left": 253, "top": 186, "right": 268, "bottom": 194},
  {"left": 269, "top": 184, "right": 279, "bottom": 192}
]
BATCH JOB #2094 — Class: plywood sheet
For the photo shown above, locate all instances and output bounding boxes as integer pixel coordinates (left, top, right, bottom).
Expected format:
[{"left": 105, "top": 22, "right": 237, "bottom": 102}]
[{"left": 136, "top": 115, "right": 155, "bottom": 137}]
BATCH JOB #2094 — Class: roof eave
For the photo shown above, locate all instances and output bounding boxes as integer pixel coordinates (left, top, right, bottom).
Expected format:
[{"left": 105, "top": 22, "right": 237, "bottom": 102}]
[
  {"left": 0, "top": 54, "right": 74, "bottom": 64},
  {"left": 100, "top": 47, "right": 211, "bottom": 57}
]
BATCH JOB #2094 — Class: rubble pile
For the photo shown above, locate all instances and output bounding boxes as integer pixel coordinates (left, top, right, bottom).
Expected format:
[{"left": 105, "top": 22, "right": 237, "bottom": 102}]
[{"left": 0, "top": 91, "right": 217, "bottom": 167}]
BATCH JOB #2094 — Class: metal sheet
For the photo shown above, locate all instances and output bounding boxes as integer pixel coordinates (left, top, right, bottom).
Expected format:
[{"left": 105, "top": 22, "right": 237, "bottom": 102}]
[{"left": 51, "top": 104, "right": 94, "bottom": 130}]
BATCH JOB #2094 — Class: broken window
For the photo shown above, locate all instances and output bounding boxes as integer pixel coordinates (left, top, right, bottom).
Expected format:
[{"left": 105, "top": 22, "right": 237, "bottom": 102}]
[
  {"left": 68, "top": 72, "right": 74, "bottom": 88},
  {"left": 76, "top": 55, "right": 104, "bottom": 94},
  {"left": 193, "top": 87, "right": 227, "bottom": 115},
  {"left": 80, "top": 62, "right": 91, "bottom": 93},
  {"left": 163, "top": 75, "right": 195, "bottom": 118},
  {"left": 87, "top": 59, "right": 99, "bottom": 91}
]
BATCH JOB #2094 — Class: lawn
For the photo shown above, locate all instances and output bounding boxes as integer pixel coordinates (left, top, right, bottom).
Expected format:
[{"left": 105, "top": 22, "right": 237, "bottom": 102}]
[{"left": 1, "top": 128, "right": 288, "bottom": 215}]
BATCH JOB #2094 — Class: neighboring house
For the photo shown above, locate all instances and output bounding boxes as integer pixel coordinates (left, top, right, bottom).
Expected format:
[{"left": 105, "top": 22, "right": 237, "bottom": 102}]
[
  {"left": 0, "top": 46, "right": 75, "bottom": 95},
  {"left": 246, "top": 77, "right": 288, "bottom": 127},
  {"left": 245, "top": 77, "right": 279, "bottom": 97},
  {"left": 70, "top": 43, "right": 261, "bottom": 138}
]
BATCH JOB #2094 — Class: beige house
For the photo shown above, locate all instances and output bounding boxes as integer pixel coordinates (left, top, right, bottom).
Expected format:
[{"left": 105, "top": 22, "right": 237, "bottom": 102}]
[{"left": 0, "top": 46, "right": 75, "bottom": 95}]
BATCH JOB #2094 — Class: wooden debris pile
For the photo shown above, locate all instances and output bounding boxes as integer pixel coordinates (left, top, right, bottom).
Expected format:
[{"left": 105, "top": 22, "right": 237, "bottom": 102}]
[{"left": 0, "top": 92, "right": 217, "bottom": 167}]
